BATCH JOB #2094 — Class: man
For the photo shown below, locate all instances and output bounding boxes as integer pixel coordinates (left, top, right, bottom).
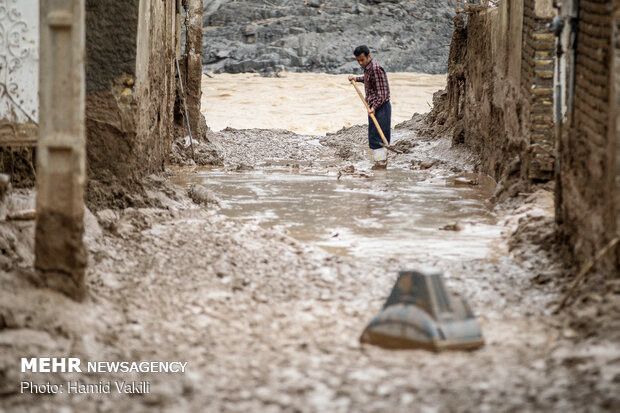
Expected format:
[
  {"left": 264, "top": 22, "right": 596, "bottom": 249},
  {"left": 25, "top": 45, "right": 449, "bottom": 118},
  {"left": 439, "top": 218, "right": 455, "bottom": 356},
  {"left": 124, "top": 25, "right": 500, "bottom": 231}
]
[{"left": 348, "top": 45, "right": 391, "bottom": 169}]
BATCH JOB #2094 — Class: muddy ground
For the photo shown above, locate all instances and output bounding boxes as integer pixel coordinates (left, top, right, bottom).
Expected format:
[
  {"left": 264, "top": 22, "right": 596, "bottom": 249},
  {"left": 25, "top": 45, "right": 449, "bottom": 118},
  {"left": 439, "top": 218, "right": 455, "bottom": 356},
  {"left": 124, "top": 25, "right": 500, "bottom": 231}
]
[{"left": 1, "top": 116, "right": 619, "bottom": 412}]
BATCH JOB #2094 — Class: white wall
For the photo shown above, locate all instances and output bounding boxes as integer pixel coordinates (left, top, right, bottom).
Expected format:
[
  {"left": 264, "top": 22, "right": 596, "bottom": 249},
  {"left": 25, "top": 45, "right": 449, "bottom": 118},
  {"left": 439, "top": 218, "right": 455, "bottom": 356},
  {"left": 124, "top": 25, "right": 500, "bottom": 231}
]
[{"left": 0, "top": 0, "right": 39, "bottom": 124}]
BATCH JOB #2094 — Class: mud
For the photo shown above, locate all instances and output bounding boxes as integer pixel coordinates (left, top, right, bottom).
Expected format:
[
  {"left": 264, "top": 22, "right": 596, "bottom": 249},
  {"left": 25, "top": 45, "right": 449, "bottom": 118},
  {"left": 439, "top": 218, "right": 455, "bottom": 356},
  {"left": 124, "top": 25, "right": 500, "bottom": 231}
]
[
  {"left": 0, "top": 148, "right": 36, "bottom": 188},
  {"left": 1, "top": 111, "right": 619, "bottom": 412}
]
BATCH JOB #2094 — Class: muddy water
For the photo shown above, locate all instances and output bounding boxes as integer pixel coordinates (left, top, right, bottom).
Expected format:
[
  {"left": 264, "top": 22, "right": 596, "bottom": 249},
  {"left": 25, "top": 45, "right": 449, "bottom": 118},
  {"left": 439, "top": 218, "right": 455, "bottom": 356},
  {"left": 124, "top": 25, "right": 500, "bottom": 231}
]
[
  {"left": 201, "top": 72, "right": 446, "bottom": 135},
  {"left": 194, "top": 71, "right": 501, "bottom": 263},
  {"left": 174, "top": 167, "right": 501, "bottom": 261}
]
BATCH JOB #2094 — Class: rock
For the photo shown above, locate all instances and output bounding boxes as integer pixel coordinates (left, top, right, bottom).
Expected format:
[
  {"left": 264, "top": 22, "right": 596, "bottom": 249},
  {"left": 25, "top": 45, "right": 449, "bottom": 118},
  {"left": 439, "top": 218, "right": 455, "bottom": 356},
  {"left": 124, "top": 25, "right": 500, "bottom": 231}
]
[
  {"left": 413, "top": 159, "right": 437, "bottom": 170},
  {"left": 84, "top": 207, "right": 103, "bottom": 245},
  {"left": 393, "top": 140, "right": 417, "bottom": 153},
  {"left": 454, "top": 176, "right": 479, "bottom": 186},
  {"left": 97, "top": 209, "right": 120, "bottom": 231},
  {"left": 531, "top": 271, "right": 556, "bottom": 285},
  {"left": 0, "top": 174, "right": 9, "bottom": 202},
  {"left": 234, "top": 163, "right": 254, "bottom": 171},
  {"left": 147, "top": 174, "right": 166, "bottom": 184},
  {"left": 188, "top": 184, "right": 221, "bottom": 207},
  {"left": 202, "top": 0, "right": 454, "bottom": 74},
  {"left": 440, "top": 222, "right": 462, "bottom": 231}
]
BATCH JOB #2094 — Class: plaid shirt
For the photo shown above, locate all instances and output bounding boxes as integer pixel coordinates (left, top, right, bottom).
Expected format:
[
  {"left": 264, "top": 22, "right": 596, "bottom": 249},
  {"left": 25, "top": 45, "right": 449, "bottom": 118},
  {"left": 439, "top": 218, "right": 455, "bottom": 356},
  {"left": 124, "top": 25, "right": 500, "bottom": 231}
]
[{"left": 355, "top": 60, "right": 390, "bottom": 111}]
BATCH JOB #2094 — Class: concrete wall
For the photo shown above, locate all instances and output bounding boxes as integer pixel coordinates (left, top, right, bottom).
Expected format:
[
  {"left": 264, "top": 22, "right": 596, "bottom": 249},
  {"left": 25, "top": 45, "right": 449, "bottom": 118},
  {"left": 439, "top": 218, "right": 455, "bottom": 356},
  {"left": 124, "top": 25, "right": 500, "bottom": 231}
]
[
  {"left": 557, "top": 0, "right": 618, "bottom": 273},
  {"left": 36, "top": 0, "right": 87, "bottom": 300},
  {"left": 85, "top": 0, "right": 178, "bottom": 207}
]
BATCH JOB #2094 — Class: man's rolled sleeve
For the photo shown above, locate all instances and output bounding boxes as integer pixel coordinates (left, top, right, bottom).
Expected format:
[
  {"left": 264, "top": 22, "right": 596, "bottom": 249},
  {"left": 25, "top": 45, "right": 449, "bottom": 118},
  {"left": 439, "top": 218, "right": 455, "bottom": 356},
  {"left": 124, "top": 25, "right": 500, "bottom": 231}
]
[{"left": 355, "top": 76, "right": 364, "bottom": 83}]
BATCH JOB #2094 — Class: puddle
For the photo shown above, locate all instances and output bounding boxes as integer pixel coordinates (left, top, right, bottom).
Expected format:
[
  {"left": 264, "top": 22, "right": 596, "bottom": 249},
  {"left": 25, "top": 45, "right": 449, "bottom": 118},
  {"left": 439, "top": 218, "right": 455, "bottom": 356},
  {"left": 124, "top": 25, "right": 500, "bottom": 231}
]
[{"left": 172, "top": 167, "right": 502, "bottom": 261}]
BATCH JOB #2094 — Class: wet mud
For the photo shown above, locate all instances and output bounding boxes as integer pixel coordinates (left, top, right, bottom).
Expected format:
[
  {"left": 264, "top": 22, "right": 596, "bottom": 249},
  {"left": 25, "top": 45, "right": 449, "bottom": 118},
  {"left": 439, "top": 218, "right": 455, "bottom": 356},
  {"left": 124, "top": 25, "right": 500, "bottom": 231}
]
[{"left": 1, "top": 116, "right": 619, "bottom": 412}]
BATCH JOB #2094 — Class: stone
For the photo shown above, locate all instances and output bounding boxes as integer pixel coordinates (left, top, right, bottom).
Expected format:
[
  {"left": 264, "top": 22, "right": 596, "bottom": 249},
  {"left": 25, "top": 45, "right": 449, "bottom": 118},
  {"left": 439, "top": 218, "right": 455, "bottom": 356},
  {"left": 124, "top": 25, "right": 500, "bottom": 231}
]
[
  {"left": 188, "top": 184, "right": 221, "bottom": 207},
  {"left": 0, "top": 174, "right": 10, "bottom": 202},
  {"left": 202, "top": 0, "right": 455, "bottom": 74}
]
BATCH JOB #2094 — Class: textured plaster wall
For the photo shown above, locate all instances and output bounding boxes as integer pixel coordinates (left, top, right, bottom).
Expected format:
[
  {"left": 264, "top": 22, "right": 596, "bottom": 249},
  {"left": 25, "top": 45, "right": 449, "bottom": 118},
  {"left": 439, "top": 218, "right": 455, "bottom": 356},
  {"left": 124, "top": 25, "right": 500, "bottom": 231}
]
[
  {"left": 440, "top": 0, "right": 556, "bottom": 193},
  {"left": 85, "top": 0, "right": 140, "bottom": 184},
  {"left": 449, "top": 3, "right": 529, "bottom": 187},
  {"left": 85, "top": 0, "right": 177, "bottom": 207}
]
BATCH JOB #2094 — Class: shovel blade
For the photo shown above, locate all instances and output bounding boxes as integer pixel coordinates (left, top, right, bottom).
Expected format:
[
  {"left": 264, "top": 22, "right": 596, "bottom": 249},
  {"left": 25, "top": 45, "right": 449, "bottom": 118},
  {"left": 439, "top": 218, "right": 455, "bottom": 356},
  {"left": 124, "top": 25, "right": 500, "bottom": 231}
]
[{"left": 360, "top": 269, "right": 484, "bottom": 351}]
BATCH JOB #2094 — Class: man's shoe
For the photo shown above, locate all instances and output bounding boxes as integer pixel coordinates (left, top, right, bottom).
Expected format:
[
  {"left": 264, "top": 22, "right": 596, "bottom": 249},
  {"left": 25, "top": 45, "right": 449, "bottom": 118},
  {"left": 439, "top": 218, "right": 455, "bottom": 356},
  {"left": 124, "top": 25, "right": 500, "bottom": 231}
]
[{"left": 371, "top": 161, "right": 387, "bottom": 170}]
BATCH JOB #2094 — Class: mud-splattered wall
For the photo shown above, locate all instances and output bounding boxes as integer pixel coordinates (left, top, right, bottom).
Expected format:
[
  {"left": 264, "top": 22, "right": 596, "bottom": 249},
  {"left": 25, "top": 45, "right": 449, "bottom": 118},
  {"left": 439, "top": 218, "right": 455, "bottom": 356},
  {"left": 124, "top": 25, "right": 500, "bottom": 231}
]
[
  {"left": 134, "top": 0, "right": 177, "bottom": 180},
  {"left": 446, "top": 5, "right": 521, "bottom": 182},
  {"left": 183, "top": 0, "right": 203, "bottom": 138},
  {"left": 85, "top": 0, "right": 178, "bottom": 208},
  {"left": 441, "top": 1, "right": 553, "bottom": 192},
  {"left": 557, "top": 0, "right": 618, "bottom": 273}
]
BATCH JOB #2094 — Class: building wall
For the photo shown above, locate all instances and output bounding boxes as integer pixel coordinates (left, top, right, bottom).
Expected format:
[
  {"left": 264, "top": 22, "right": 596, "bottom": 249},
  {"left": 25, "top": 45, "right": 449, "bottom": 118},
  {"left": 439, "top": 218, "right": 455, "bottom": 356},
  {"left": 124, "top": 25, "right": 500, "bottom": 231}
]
[
  {"left": 558, "top": 0, "right": 618, "bottom": 272},
  {"left": 0, "top": 0, "right": 39, "bottom": 186},
  {"left": 442, "top": 1, "right": 555, "bottom": 189},
  {"left": 0, "top": 0, "right": 39, "bottom": 134},
  {"left": 458, "top": 4, "right": 526, "bottom": 182},
  {"left": 135, "top": 0, "right": 176, "bottom": 174},
  {"left": 184, "top": 0, "right": 204, "bottom": 139},
  {"left": 522, "top": 0, "right": 555, "bottom": 180},
  {"left": 615, "top": 0, "right": 620, "bottom": 269},
  {"left": 85, "top": 0, "right": 178, "bottom": 205}
]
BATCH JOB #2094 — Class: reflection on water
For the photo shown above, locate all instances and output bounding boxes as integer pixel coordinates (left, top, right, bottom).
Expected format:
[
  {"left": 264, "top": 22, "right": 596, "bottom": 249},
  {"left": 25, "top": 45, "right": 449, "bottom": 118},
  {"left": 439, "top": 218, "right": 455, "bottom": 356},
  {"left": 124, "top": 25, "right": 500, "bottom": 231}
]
[
  {"left": 201, "top": 72, "right": 446, "bottom": 136},
  {"left": 173, "top": 167, "right": 501, "bottom": 261}
]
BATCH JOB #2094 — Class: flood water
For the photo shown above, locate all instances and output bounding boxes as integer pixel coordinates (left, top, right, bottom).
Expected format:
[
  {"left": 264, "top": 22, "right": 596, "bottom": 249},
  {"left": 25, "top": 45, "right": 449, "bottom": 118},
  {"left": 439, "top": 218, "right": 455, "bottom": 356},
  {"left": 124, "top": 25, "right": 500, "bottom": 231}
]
[
  {"left": 201, "top": 72, "right": 446, "bottom": 135},
  {"left": 174, "top": 166, "right": 501, "bottom": 261},
  {"left": 187, "top": 72, "right": 501, "bottom": 262}
]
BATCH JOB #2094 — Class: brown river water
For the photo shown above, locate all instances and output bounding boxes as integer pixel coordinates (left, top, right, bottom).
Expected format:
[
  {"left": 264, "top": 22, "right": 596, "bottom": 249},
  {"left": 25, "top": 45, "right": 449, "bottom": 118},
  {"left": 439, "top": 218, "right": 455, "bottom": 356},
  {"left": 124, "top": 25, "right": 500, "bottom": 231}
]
[{"left": 201, "top": 72, "right": 446, "bottom": 135}]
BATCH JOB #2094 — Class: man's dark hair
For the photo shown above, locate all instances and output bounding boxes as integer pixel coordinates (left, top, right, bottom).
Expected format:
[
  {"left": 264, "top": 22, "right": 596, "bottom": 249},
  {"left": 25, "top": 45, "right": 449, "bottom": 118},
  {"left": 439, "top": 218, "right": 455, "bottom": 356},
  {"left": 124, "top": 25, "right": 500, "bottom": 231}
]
[{"left": 354, "top": 45, "right": 370, "bottom": 57}]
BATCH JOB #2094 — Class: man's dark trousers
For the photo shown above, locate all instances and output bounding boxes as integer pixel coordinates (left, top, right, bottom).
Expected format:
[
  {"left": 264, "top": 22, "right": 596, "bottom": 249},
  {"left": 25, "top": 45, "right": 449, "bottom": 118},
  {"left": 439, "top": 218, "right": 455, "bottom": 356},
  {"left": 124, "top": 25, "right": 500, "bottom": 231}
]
[{"left": 367, "top": 101, "right": 391, "bottom": 149}]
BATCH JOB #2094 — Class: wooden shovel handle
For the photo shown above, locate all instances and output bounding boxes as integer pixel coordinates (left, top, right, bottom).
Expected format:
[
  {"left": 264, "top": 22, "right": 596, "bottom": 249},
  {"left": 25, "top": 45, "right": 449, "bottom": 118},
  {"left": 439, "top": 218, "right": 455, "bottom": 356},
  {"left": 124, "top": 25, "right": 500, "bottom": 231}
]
[{"left": 350, "top": 79, "right": 390, "bottom": 148}]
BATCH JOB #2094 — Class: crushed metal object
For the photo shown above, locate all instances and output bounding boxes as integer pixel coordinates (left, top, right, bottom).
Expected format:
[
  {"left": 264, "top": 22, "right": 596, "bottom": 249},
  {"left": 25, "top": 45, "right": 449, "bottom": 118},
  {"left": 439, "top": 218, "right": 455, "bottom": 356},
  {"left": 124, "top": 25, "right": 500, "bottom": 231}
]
[{"left": 360, "top": 269, "right": 484, "bottom": 351}]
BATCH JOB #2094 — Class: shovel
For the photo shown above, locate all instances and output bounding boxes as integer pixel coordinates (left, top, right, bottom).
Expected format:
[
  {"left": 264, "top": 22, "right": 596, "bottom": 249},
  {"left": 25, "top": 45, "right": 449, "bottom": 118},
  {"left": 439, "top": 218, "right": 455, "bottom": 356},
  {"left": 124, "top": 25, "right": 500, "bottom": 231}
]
[{"left": 350, "top": 79, "right": 402, "bottom": 154}]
